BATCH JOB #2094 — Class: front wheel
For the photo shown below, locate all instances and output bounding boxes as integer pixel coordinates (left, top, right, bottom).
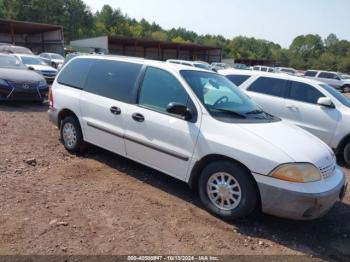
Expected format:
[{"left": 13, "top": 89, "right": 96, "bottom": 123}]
[
  {"left": 198, "top": 160, "right": 258, "bottom": 220},
  {"left": 344, "top": 142, "right": 350, "bottom": 167},
  {"left": 60, "top": 116, "right": 85, "bottom": 153}
]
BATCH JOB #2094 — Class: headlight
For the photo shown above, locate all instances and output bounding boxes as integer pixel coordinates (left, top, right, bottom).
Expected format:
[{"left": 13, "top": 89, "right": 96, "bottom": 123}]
[
  {"left": 270, "top": 163, "right": 321, "bottom": 183},
  {"left": 38, "top": 80, "right": 47, "bottom": 87},
  {"left": 0, "top": 79, "right": 9, "bottom": 86}
]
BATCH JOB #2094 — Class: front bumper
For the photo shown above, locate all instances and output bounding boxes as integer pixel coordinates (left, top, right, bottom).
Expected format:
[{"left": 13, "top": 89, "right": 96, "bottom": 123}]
[
  {"left": 0, "top": 86, "right": 48, "bottom": 101},
  {"left": 254, "top": 167, "right": 347, "bottom": 220}
]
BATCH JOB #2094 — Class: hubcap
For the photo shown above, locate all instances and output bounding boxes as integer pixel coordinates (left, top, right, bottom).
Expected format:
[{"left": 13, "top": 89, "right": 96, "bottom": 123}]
[
  {"left": 207, "top": 172, "right": 242, "bottom": 211},
  {"left": 62, "top": 122, "right": 77, "bottom": 148}
]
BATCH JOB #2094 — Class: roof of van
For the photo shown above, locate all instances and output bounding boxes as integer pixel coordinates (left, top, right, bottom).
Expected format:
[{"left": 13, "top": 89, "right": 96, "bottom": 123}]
[
  {"left": 70, "top": 55, "right": 212, "bottom": 73},
  {"left": 219, "top": 68, "right": 325, "bottom": 86}
]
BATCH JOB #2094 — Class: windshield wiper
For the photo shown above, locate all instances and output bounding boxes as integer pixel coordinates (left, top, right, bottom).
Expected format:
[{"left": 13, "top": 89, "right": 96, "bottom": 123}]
[
  {"left": 246, "top": 109, "right": 264, "bottom": 115},
  {"left": 213, "top": 107, "right": 246, "bottom": 118}
]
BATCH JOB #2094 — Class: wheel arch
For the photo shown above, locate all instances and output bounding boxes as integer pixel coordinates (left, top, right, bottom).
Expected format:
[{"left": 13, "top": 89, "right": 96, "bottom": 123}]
[
  {"left": 57, "top": 108, "right": 79, "bottom": 129},
  {"left": 188, "top": 154, "right": 262, "bottom": 210},
  {"left": 336, "top": 133, "right": 350, "bottom": 155}
]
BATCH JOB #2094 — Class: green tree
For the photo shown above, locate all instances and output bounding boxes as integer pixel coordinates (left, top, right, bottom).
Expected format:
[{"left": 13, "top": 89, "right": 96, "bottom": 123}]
[{"left": 151, "top": 31, "right": 168, "bottom": 41}]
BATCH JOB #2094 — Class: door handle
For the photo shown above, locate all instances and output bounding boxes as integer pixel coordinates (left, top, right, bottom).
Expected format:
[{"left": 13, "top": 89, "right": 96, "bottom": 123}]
[
  {"left": 132, "top": 113, "right": 145, "bottom": 122},
  {"left": 110, "top": 106, "right": 121, "bottom": 115}
]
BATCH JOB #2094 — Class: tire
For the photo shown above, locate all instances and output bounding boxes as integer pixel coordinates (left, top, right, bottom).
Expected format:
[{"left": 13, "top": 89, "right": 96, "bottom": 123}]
[
  {"left": 344, "top": 86, "right": 350, "bottom": 93},
  {"left": 60, "top": 116, "right": 85, "bottom": 153},
  {"left": 344, "top": 142, "right": 350, "bottom": 167},
  {"left": 198, "top": 160, "right": 258, "bottom": 220}
]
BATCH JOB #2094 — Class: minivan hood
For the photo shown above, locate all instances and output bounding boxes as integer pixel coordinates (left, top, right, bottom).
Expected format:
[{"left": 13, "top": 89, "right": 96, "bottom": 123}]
[
  {"left": 238, "top": 120, "right": 333, "bottom": 168},
  {"left": 0, "top": 68, "right": 44, "bottom": 82}
]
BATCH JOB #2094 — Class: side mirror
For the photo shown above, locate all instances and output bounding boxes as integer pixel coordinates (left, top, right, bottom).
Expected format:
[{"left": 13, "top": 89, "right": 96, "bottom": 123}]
[
  {"left": 317, "top": 97, "right": 335, "bottom": 108},
  {"left": 211, "top": 68, "right": 218, "bottom": 72},
  {"left": 166, "top": 102, "right": 193, "bottom": 120},
  {"left": 28, "top": 66, "right": 35, "bottom": 71}
]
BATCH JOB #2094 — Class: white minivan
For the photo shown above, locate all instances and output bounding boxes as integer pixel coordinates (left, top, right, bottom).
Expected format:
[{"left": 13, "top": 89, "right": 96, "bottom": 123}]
[
  {"left": 220, "top": 69, "right": 350, "bottom": 167},
  {"left": 48, "top": 56, "right": 347, "bottom": 220}
]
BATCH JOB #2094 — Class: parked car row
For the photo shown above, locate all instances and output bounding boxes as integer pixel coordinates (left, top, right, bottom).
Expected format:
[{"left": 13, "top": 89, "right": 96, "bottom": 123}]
[
  {"left": 0, "top": 54, "right": 48, "bottom": 101},
  {"left": 0, "top": 44, "right": 65, "bottom": 101},
  {"left": 48, "top": 55, "right": 347, "bottom": 222},
  {"left": 219, "top": 68, "right": 350, "bottom": 167}
]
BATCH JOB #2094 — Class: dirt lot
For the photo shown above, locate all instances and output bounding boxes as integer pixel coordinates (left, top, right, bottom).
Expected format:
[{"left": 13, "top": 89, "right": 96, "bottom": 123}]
[{"left": 0, "top": 101, "right": 349, "bottom": 261}]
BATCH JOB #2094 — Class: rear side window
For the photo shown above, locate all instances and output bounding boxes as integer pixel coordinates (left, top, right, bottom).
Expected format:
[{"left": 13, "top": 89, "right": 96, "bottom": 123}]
[
  {"left": 138, "top": 67, "right": 189, "bottom": 113},
  {"left": 57, "top": 58, "right": 92, "bottom": 89},
  {"left": 319, "top": 72, "right": 330, "bottom": 79},
  {"left": 226, "top": 75, "right": 251, "bottom": 86},
  {"left": 288, "top": 81, "right": 325, "bottom": 104},
  {"left": 248, "top": 77, "right": 288, "bottom": 97},
  {"left": 84, "top": 59, "right": 142, "bottom": 102},
  {"left": 305, "top": 71, "right": 317, "bottom": 77}
]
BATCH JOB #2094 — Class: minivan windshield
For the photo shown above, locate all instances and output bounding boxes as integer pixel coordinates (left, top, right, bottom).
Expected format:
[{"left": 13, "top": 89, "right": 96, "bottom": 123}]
[
  {"left": 320, "top": 84, "right": 350, "bottom": 108},
  {"left": 51, "top": 54, "right": 64, "bottom": 60},
  {"left": 0, "top": 55, "right": 27, "bottom": 69},
  {"left": 21, "top": 56, "right": 47, "bottom": 66},
  {"left": 180, "top": 70, "right": 277, "bottom": 122}
]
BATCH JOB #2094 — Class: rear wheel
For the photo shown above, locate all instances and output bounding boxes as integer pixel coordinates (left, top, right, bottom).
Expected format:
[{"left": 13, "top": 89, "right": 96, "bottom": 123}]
[
  {"left": 198, "top": 160, "right": 258, "bottom": 220},
  {"left": 60, "top": 116, "right": 85, "bottom": 153},
  {"left": 343, "top": 85, "right": 350, "bottom": 93},
  {"left": 344, "top": 142, "right": 350, "bottom": 167}
]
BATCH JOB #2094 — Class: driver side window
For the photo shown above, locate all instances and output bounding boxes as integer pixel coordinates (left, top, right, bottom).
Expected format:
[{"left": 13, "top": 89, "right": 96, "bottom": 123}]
[{"left": 138, "top": 67, "right": 189, "bottom": 113}]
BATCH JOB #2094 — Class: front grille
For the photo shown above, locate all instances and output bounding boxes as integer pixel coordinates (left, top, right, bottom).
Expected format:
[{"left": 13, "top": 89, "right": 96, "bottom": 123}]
[
  {"left": 8, "top": 81, "right": 38, "bottom": 89},
  {"left": 319, "top": 158, "right": 336, "bottom": 179}
]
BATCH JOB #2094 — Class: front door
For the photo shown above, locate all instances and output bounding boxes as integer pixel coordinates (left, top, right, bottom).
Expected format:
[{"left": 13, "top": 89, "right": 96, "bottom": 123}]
[
  {"left": 124, "top": 67, "right": 201, "bottom": 181},
  {"left": 285, "top": 80, "right": 340, "bottom": 144}
]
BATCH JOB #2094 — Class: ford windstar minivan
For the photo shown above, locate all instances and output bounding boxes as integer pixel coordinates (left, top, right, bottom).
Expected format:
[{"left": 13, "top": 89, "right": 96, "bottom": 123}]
[{"left": 48, "top": 56, "right": 347, "bottom": 220}]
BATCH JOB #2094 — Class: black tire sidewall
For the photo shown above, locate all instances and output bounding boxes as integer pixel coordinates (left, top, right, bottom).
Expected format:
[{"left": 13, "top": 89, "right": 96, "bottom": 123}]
[
  {"left": 198, "top": 160, "right": 258, "bottom": 220},
  {"left": 60, "top": 116, "right": 83, "bottom": 152},
  {"left": 344, "top": 143, "right": 350, "bottom": 167}
]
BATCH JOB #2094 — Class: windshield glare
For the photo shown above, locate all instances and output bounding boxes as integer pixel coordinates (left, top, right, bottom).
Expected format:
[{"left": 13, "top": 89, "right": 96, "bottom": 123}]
[
  {"left": 0, "top": 55, "right": 27, "bottom": 69},
  {"left": 180, "top": 70, "right": 275, "bottom": 122},
  {"left": 51, "top": 54, "right": 64, "bottom": 60},
  {"left": 21, "top": 56, "right": 47, "bottom": 66},
  {"left": 320, "top": 84, "right": 350, "bottom": 108}
]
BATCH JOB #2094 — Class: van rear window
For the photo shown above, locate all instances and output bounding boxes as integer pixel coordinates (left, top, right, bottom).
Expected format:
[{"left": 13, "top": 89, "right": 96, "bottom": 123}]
[
  {"left": 84, "top": 59, "right": 142, "bottom": 103},
  {"left": 57, "top": 58, "right": 92, "bottom": 89}
]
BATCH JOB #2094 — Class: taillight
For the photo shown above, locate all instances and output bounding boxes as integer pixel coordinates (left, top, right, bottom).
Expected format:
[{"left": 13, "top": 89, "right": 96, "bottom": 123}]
[{"left": 48, "top": 88, "right": 54, "bottom": 109}]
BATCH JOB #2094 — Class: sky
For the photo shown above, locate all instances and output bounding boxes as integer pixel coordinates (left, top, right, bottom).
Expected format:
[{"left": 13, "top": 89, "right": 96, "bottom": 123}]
[{"left": 84, "top": 0, "right": 350, "bottom": 48}]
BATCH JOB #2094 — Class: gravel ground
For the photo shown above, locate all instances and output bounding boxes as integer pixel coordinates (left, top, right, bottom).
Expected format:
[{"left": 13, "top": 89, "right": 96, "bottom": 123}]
[{"left": 0, "top": 101, "right": 349, "bottom": 261}]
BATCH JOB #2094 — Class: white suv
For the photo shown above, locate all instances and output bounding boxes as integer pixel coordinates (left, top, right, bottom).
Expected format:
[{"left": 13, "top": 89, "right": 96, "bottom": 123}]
[
  {"left": 304, "top": 70, "right": 350, "bottom": 93},
  {"left": 48, "top": 55, "right": 346, "bottom": 220},
  {"left": 221, "top": 69, "right": 350, "bottom": 166}
]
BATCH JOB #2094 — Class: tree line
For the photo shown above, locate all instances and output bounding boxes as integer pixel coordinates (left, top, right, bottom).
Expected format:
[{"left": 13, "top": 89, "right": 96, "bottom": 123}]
[{"left": 1, "top": 0, "right": 350, "bottom": 73}]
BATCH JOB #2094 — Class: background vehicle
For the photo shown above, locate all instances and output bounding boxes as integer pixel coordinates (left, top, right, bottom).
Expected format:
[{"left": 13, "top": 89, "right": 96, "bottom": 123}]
[
  {"left": 0, "top": 54, "right": 47, "bottom": 101},
  {"left": 14, "top": 54, "right": 58, "bottom": 83},
  {"left": 218, "top": 68, "right": 254, "bottom": 86},
  {"left": 232, "top": 63, "right": 250, "bottom": 70},
  {"left": 49, "top": 56, "right": 346, "bottom": 221},
  {"left": 223, "top": 70, "right": 350, "bottom": 166},
  {"left": 304, "top": 70, "right": 350, "bottom": 93},
  {"left": 276, "top": 67, "right": 297, "bottom": 75},
  {"left": 252, "top": 65, "right": 275, "bottom": 73},
  {"left": 211, "top": 62, "right": 230, "bottom": 70},
  {"left": 39, "top": 52, "right": 65, "bottom": 69},
  {"left": 166, "top": 59, "right": 212, "bottom": 71},
  {"left": 0, "top": 44, "right": 33, "bottom": 55}
]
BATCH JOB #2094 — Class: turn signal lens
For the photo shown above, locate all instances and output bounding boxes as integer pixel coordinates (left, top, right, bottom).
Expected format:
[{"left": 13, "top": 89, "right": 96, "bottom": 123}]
[{"left": 271, "top": 163, "right": 321, "bottom": 183}]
